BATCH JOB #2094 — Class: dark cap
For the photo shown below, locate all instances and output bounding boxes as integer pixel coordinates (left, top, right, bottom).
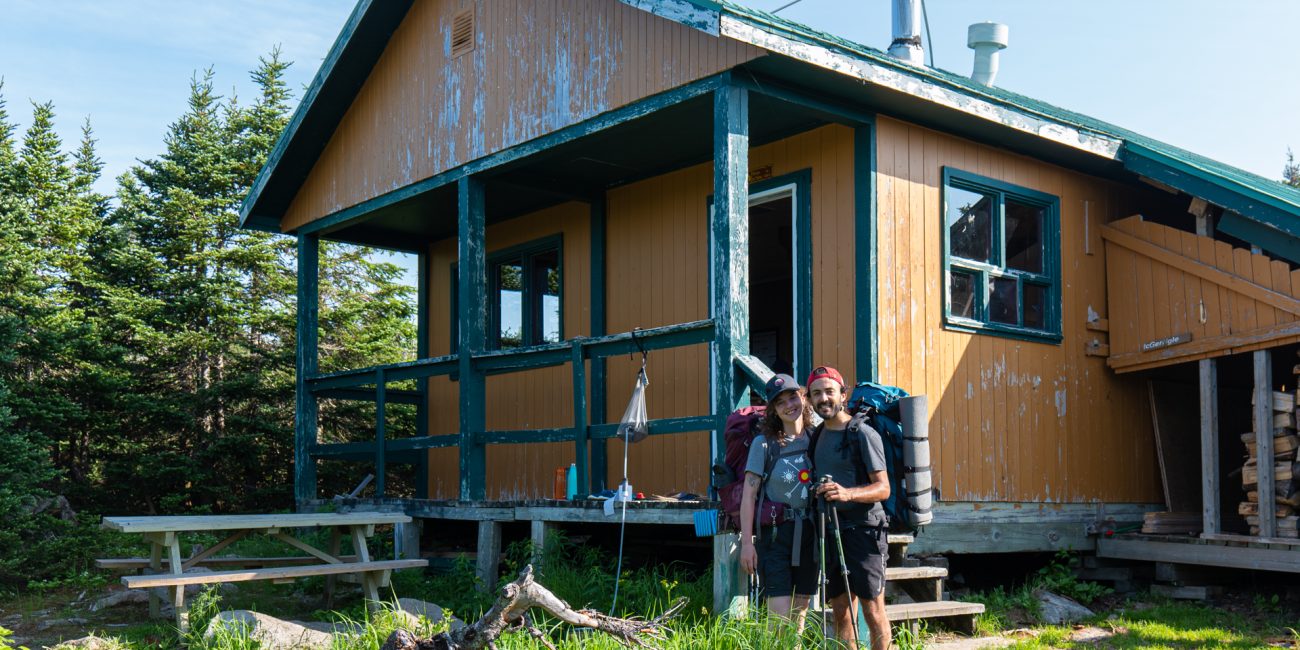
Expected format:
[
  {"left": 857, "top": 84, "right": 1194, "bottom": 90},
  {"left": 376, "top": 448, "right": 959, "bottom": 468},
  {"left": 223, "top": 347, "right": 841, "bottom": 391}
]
[
  {"left": 806, "top": 366, "right": 846, "bottom": 389},
  {"left": 763, "top": 373, "right": 802, "bottom": 403}
]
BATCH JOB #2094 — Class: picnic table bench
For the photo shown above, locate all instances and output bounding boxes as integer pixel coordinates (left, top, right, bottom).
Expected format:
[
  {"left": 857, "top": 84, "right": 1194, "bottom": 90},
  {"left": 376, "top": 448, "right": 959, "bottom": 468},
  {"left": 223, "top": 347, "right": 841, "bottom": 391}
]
[{"left": 101, "top": 512, "right": 427, "bottom": 632}]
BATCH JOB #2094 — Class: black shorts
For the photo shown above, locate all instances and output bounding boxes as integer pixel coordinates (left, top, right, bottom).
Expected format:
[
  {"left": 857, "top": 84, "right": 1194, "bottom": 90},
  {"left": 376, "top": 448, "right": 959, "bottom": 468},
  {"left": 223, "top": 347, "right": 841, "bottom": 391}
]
[
  {"left": 756, "top": 519, "right": 818, "bottom": 598},
  {"left": 823, "top": 524, "right": 888, "bottom": 600}
]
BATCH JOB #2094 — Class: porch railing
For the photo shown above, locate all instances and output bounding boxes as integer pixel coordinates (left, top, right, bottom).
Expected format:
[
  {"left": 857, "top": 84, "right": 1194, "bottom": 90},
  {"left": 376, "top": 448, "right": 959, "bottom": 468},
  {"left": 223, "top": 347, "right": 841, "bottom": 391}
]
[{"left": 304, "top": 319, "right": 720, "bottom": 498}]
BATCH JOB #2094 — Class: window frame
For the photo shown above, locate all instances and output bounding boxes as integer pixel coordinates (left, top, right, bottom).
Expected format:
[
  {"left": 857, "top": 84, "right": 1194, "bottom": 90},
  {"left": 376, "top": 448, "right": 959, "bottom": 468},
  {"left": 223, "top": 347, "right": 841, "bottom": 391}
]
[
  {"left": 451, "top": 234, "right": 564, "bottom": 352},
  {"left": 941, "top": 167, "right": 1062, "bottom": 343}
]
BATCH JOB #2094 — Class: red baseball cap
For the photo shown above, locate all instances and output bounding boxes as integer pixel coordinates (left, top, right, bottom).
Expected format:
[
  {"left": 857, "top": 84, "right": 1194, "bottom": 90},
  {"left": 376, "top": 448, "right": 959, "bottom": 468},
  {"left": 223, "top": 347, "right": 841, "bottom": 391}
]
[{"left": 806, "top": 366, "right": 845, "bottom": 388}]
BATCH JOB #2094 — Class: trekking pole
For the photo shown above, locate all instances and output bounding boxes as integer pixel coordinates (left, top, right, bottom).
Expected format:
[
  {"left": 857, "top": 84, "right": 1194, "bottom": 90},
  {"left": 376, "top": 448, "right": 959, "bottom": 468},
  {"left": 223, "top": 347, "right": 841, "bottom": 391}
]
[
  {"left": 817, "top": 498, "right": 828, "bottom": 650},
  {"left": 827, "top": 500, "right": 860, "bottom": 649}
]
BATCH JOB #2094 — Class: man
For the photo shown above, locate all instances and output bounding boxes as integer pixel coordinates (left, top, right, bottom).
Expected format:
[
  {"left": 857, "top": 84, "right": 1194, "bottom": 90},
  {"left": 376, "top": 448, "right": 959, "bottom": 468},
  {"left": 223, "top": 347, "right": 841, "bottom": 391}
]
[{"left": 807, "top": 366, "right": 891, "bottom": 650}]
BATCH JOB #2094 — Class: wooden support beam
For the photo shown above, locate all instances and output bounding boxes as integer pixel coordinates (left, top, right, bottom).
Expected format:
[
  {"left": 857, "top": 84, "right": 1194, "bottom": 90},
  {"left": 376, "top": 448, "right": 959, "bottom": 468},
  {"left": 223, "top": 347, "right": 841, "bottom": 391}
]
[
  {"left": 712, "top": 533, "right": 748, "bottom": 616},
  {"left": 530, "top": 520, "right": 553, "bottom": 567},
  {"left": 571, "top": 340, "right": 589, "bottom": 496},
  {"left": 711, "top": 81, "right": 750, "bottom": 473},
  {"left": 1200, "top": 359, "right": 1220, "bottom": 536},
  {"left": 395, "top": 520, "right": 422, "bottom": 560},
  {"left": 458, "top": 176, "right": 488, "bottom": 500},
  {"left": 854, "top": 122, "right": 878, "bottom": 382},
  {"left": 476, "top": 520, "right": 502, "bottom": 593},
  {"left": 416, "top": 250, "right": 430, "bottom": 498},
  {"left": 589, "top": 195, "right": 608, "bottom": 492},
  {"left": 1255, "top": 350, "right": 1277, "bottom": 537},
  {"left": 375, "top": 368, "right": 386, "bottom": 498},
  {"left": 295, "top": 234, "right": 320, "bottom": 505}
]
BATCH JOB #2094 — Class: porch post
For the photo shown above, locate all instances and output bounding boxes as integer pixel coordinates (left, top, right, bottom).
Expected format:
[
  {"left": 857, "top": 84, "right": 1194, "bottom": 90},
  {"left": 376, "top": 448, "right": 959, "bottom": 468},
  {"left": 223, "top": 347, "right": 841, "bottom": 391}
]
[
  {"left": 294, "top": 233, "right": 320, "bottom": 505},
  {"left": 415, "top": 250, "right": 430, "bottom": 498},
  {"left": 711, "top": 81, "right": 750, "bottom": 438},
  {"left": 711, "top": 81, "right": 749, "bottom": 616},
  {"left": 458, "top": 176, "right": 488, "bottom": 500},
  {"left": 589, "top": 195, "right": 609, "bottom": 491},
  {"left": 1195, "top": 208, "right": 1219, "bottom": 535},
  {"left": 854, "top": 122, "right": 879, "bottom": 382},
  {"left": 1253, "top": 350, "right": 1276, "bottom": 537}
]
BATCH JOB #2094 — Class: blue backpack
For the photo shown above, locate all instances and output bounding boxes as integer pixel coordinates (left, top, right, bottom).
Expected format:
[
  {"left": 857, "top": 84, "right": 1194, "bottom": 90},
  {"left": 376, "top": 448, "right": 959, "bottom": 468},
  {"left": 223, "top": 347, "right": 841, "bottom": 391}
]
[{"left": 843, "top": 381, "right": 930, "bottom": 534}]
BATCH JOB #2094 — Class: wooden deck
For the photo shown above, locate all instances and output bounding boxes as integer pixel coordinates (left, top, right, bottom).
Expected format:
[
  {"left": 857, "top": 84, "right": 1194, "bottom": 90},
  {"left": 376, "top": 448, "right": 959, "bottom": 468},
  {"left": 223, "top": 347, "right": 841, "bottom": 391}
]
[{"left": 1097, "top": 533, "right": 1300, "bottom": 574}]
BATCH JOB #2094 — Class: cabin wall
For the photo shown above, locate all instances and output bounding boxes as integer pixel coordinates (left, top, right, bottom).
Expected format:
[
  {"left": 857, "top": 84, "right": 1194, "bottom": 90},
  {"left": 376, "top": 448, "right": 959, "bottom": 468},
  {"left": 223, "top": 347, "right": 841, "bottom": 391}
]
[
  {"left": 282, "top": 0, "right": 763, "bottom": 232},
  {"left": 423, "top": 124, "right": 854, "bottom": 498},
  {"left": 876, "top": 115, "right": 1163, "bottom": 503}
]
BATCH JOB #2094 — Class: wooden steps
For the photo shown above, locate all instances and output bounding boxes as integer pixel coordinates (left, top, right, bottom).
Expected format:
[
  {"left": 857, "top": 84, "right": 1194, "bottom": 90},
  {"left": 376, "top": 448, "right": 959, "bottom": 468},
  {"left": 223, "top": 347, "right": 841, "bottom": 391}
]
[{"left": 886, "top": 600, "right": 985, "bottom": 622}]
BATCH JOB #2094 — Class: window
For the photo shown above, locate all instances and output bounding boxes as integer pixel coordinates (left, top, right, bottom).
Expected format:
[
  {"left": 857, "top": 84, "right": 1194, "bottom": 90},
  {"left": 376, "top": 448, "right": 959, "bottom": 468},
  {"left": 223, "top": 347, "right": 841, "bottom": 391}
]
[
  {"left": 942, "top": 168, "right": 1060, "bottom": 341},
  {"left": 452, "top": 236, "right": 562, "bottom": 351}
]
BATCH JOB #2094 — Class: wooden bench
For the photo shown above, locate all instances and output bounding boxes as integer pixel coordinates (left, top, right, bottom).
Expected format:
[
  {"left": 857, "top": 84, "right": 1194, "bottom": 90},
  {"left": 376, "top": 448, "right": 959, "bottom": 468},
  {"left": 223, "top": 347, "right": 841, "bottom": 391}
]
[{"left": 101, "top": 512, "right": 425, "bottom": 634}]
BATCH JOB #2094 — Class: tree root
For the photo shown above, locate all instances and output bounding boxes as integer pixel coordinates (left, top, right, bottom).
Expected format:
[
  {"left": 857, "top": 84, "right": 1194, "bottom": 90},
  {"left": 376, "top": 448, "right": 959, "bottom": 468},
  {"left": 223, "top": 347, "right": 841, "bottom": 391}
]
[{"left": 380, "top": 565, "right": 688, "bottom": 650}]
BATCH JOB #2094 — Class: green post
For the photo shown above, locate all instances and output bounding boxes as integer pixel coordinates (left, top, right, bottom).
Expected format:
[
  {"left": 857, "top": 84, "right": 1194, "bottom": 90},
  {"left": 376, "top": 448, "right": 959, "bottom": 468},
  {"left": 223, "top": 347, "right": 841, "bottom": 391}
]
[
  {"left": 295, "top": 234, "right": 320, "bottom": 506},
  {"left": 711, "top": 81, "right": 750, "bottom": 458},
  {"left": 854, "top": 122, "right": 878, "bottom": 382},
  {"left": 457, "top": 176, "right": 488, "bottom": 500},
  {"left": 375, "top": 368, "right": 386, "bottom": 498},
  {"left": 571, "top": 339, "right": 589, "bottom": 495},
  {"left": 589, "top": 195, "right": 608, "bottom": 491},
  {"left": 415, "top": 250, "right": 430, "bottom": 498}
]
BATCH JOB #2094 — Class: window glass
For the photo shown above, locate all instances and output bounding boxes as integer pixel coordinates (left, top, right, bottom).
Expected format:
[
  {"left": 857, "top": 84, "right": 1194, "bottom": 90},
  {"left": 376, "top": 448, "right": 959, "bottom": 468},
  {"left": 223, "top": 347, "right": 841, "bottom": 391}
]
[
  {"left": 947, "top": 186, "right": 993, "bottom": 263},
  {"left": 1005, "top": 199, "right": 1044, "bottom": 274},
  {"left": 1023, "top": 283, "right": 1047, "bottom": 330},
  {"left": 533, "top": 249, "right": 561, "bottom": 343},
  {"left": 949, "top": 271, "right": 976, "bottom": 319},
  {"left": 988, "top": 276, "right": 1018, "bottom": 325},
  {"left": 497, "top": 260, "right": 524, "bottom": 348}
]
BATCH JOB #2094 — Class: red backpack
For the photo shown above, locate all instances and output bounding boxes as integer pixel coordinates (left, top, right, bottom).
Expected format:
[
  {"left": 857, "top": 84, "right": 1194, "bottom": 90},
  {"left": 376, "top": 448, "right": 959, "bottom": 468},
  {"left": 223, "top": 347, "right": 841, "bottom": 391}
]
[{"left": 713, "top": 406, "right": 786, "bottom": 531}]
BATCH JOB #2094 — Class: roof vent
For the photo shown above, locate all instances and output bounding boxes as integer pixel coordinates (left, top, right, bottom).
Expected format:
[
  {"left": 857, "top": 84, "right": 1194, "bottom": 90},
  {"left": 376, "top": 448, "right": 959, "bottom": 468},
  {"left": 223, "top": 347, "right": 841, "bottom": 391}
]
[
  {"left": 967, "top": 22, "right": 1009, "bottom": 86},
  {"left": 450, "top": 8, "right": 475, "bottom": 58},
  {"left": 888, "top": 0, "right": 925, "bottom": 65}
]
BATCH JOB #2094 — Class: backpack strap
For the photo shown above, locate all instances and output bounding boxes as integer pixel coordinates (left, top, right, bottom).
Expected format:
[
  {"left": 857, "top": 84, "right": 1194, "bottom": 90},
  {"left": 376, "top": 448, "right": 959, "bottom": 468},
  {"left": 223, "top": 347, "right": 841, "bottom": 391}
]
[{"left": 845, "top": 414, "right": 872, "bottom": 488}]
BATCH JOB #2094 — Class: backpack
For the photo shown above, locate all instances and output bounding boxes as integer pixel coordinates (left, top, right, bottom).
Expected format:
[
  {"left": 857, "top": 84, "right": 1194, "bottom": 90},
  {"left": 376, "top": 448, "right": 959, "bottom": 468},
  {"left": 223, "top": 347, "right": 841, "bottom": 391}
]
[
  {"left": 712, "top": 406, "right": 785, "bottom": 532},
  {"left": 814, "top": 381, "right": 932, "bottom": 534}
]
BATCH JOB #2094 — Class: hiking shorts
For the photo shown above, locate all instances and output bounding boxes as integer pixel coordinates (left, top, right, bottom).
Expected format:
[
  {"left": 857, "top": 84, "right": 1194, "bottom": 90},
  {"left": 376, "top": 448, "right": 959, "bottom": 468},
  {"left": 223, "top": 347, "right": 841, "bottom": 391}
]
[
  {"left": 824, "top": 524, "right": 888, "bottom": 600},
  {"left": 756, "top": 519, "right": 817, "bottom": 598}
]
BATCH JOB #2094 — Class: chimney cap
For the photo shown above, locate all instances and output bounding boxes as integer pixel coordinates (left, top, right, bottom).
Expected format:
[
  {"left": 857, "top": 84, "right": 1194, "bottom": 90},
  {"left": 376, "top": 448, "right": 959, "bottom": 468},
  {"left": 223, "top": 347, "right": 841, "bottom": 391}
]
[{"left": 967, "top": 22, "right": 1009, "bottom": 50}]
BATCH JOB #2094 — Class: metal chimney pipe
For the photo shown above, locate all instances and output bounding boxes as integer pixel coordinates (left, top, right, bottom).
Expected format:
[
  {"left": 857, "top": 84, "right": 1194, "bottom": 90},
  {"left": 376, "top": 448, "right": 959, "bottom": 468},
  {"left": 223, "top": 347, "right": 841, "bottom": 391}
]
[
  {"left": 968, "top": 22, "right": 1009, "bottom": 86},
  {"left": 888, "top": 0, "right": 925, "bottom": 65}
]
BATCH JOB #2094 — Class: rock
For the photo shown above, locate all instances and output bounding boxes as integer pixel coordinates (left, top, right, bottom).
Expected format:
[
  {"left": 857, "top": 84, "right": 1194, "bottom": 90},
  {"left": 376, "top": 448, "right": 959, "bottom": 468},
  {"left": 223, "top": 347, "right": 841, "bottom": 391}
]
[
  {"left": 396, "top": 598, "right": 465, "bottom": 631},
  {"left": 48, "top": 636, "right": 118, "bottom": 649},
  {"left": 35, "top": 618, "right": 88, "bottom": 632},
  {"left": 204, "top": 611, "right": 333, "bottom": 649},
  {"left": 90, "top": 589, "right": 150, "bottom": 611},
  {"left": 1033, "top": 589, "right": 1094, "bottom": 625},
  {"left": 1070, "top": 625, "right": 1118, "bottom": 643}
]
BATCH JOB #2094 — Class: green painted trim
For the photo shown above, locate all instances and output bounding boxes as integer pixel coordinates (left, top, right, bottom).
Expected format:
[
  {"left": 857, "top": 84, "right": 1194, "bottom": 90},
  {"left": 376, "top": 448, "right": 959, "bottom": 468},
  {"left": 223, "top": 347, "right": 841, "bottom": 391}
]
[
  {"left": 589, "top": 195, "right": 609, "bottom": 491},
  {"left": 457, "top": 176, "right": 488, "bottom": 500},
  {"left": 1217, "top": 212, "right": 1300, "bottom": 266},
  {"left": 294, "top": 234, "right": 320, "bottom": 504},
  {"left": 451, "top": 235, "right": 565, "bottom": 352},
  {"left": 580, "top": 320, "right": 715, "bottom": 358},
  {"left": 240, "top": 0, "right": 415, "bottom": 230},
  {"left": 475, "top": 414, "right": 714, "bottom": 444},
  {"left": 571, "top": 340, "right": 589, "bottom": 494},
  {"left": 311, "top": 443, "right": 425, "bottom": 462},
  {"left": 853, "top": 122, "right": 878, "bottom": 382},
  {"left": 711, "top": 81, "right": 750, "bottom": 478},
  {"left": 309, "top": 355, "right": 458, "bottom": 390},
  {"left": 313, "top": 387, "right": 422, "bottom": 405},
  {"left": 291, "top": 74, "right": 726, "bottom": 237},
  {"left": 733, "top": 354, "right": 774, "bottom": 395},
  {"left": 616, "top": 0, "right": 719, "bottom": 35},
  {"left": 940, "top": 167, "right": 1063, "bottom": 344},
  {"left": 375, "top": 368, "right": 387, "bottom": 498},
  {"left": 590, "top": 415, "right": 716, "bottom": 439},
  {"left": 415, "top": 250, "right": 429, "bottom": 498},
  {"left": 732, "top": 72, "right": 874, "bottom": 126},
  {"left": 387, "top": 435, "right": 461, "bottom": 452}
]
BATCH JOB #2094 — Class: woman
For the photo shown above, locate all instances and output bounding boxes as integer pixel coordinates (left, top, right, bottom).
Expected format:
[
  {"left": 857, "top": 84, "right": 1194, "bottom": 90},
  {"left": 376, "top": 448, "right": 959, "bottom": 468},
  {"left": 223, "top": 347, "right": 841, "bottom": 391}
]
[{"left": 739, "top": 373, "right": 817, "bottom": 628}]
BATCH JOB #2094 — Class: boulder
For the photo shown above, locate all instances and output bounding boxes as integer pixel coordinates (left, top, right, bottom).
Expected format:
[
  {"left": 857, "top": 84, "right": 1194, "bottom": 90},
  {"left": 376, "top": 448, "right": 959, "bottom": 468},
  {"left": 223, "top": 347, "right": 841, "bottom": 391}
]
[
  {"left": 203, "top": 611, "right": 333, "bottom": 649},
  {"left": 1033, "top": 589, "right": 1094, "bottom": 625},
  {"left": 90, "top": 589, "right": 150, "bottom": 611},
  {"left": 396, "top": 598, "right": 464, "bottom": 630},
  {"left": 48, "top": 636, "right": 118, "bottom": 649}
]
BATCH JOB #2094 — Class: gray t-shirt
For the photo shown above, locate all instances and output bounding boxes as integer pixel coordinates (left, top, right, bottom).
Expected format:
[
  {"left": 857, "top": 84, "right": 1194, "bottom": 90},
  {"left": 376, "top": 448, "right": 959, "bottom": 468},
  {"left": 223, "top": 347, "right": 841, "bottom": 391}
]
[
  {"left": 744, "top": 433, "right": 813, "bottom": 510},
  {"left": 812, "top": 417, "right": 888, "bottom": 527}
]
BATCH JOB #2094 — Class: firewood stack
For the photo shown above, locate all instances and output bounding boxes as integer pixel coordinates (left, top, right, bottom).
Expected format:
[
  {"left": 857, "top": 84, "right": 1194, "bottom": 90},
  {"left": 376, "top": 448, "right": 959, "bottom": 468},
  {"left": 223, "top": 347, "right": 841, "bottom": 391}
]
[{"left": 1243, "top": 385, "right": 1300, "bottom": 538}]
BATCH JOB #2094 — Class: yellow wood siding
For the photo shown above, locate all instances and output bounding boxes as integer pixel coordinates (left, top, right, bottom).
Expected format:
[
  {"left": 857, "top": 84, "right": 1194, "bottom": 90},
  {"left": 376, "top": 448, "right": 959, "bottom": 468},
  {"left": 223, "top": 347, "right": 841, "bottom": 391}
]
[
  {"left": 282, "top": 0, "right": 763, "bottom": 232},
  {"left": 425, "top": 201, "right": 591, "bottom": 499},
  {"left": 876, "top": 116, "right": 1162, "bottom": 504}
]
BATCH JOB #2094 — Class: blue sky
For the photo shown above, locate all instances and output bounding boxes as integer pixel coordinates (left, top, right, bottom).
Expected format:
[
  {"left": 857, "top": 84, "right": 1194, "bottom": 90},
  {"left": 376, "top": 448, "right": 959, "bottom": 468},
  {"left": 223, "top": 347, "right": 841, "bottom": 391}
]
[{"left": 2, "top": 0, "right": 1297, "bottom": 270}]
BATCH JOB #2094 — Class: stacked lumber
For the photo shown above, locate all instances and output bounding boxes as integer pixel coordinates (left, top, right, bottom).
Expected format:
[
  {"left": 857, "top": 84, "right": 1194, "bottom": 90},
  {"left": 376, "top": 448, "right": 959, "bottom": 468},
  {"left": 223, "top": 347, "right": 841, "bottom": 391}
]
[
  {"left": 1140, "top": 511, "right": 1200, "bottom": 534},
  {"left": 1242, "top": 385, "right": 1300, "bottom": 538}
]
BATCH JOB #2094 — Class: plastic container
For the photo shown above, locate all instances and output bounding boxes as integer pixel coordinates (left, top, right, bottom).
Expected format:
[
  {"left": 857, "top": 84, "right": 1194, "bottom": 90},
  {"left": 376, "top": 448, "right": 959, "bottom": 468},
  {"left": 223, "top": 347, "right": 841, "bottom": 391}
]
[
  {"left": 565, "top": 463, "right": 578, "bottom": 500},
  {"left": 553, "top": 467, "right": 566, "bottom": 500}
]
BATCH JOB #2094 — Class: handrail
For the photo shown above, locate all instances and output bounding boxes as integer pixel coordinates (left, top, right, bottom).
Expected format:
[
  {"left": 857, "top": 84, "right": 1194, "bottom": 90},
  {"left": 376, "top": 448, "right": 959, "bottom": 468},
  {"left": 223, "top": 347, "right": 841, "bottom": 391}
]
[
  {"left": 734, "top": 354, "right": 774, "bottom": 396},
  {"left": 309, "top": 354, "right": 458, "bottom": 391}
]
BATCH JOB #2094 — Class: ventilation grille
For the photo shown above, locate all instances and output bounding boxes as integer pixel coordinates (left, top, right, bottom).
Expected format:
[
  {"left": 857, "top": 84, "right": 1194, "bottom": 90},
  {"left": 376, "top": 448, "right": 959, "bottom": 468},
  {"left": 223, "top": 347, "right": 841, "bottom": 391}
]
[{"left": 451, "top": 8, "right": 475, "bottom": 58}]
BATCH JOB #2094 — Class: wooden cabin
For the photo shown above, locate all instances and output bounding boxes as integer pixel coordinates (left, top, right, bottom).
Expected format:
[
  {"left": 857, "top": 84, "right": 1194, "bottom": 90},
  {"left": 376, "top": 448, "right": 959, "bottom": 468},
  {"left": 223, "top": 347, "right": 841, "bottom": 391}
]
[{"left": 240, "top": 0, "right": 1300, "bottom": 599}]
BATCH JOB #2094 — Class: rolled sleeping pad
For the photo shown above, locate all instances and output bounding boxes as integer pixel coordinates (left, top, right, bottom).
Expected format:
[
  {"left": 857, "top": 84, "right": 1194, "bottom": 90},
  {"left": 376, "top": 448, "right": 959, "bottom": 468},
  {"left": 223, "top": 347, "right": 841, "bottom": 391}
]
[{"left": 897, "top": 394, "right": 933, "bottom": 527}]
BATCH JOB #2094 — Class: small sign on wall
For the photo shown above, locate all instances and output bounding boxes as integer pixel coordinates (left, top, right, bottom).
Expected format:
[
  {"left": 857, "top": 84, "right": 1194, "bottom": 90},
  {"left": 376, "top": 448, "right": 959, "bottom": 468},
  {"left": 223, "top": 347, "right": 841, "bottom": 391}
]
[{"left": 1142, "top": 332, "right": 1191, "bottom": 352}]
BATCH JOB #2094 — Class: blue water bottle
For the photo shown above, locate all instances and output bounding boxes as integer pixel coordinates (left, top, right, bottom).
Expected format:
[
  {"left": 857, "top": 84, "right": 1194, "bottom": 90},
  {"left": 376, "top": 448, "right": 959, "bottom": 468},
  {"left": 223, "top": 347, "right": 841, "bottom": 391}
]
[{"left": 565, "top": 463, "right": 577, "bottom": 500}]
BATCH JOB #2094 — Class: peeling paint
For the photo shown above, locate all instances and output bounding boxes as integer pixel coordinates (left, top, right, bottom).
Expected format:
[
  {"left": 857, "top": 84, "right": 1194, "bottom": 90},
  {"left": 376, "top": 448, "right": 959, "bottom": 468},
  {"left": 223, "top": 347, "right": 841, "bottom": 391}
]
[
  {"left": 618, "top": 0, "right": 720, "bottom": 35},
  {"left": 1054, "top": 389, "right": 1067, "bottom": 418}
]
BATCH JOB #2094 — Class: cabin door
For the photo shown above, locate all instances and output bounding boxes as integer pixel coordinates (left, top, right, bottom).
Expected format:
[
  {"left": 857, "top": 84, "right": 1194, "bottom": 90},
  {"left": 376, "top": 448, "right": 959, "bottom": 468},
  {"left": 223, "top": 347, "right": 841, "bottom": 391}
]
[{"left": 748, "top": 185, "right": 800, "bottom": 382}]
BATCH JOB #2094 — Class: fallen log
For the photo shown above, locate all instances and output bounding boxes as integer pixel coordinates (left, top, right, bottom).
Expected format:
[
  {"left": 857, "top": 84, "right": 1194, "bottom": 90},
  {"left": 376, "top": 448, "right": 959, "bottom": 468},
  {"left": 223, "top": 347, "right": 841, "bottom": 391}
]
[{"left": 381, "top": 565, "right": 687, "bottom": 650}]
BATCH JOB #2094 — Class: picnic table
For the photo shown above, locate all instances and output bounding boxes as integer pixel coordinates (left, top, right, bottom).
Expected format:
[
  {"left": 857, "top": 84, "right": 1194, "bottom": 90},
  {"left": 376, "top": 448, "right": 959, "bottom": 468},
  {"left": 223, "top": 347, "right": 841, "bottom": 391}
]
[{"left": 100, "top": 512, "right": 427, "bottom": 631}]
